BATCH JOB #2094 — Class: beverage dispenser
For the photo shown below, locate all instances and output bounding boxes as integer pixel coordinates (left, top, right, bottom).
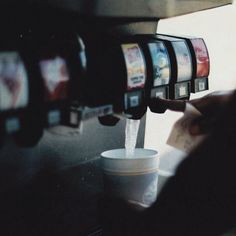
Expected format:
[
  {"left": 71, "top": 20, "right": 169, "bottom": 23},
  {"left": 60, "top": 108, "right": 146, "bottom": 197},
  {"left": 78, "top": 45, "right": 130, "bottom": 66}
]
[
  {"left": 0, "top": 37, "right": 46, "bottom": 147},
  {"left": 81, "top": 35, "right": 147, "bottom": 126},
  {"left": 0, "top": 51, "right": 29, "bottom": 135},
  {"left": 36, "top": 33, "right": 86, "bottom": 128},
  {"left": 120, "top": 43, "right": 147, "bottom": 118},
  {"left": 0, "top": 0, "right": 232, "bottom": 235},
  {"left": 135, "top": 34, "right": 195, "bottom": 113},
  {"left": 0, "top": 30, "right": 89, "bottom": 145},
  {"left": 155, "top": 34, "right": 193, "bottom": 100},
  {"left": 181, "top": 37, "right": 210, "bottom": 93},
  {"left": 135, "top": 35, "right": 172, "bottom": 113},
  {"left": 158, "top": 34, "right": 210, "bottom": 93},
  {"left": 137, "top": 35, "right": 171, "bottom": 100}
]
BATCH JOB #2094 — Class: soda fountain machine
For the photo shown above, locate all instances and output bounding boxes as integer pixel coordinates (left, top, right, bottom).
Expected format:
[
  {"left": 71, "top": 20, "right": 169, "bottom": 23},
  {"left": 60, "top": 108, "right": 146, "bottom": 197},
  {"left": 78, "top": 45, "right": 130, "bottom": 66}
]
[
  {"left": 82, "top": 35, "right": 148, "bottom": 126},
  {"left": 0, "top": 0, "right": 232, "bottom": 235},
  {"left": 0, "top": 37, "right": 45, "bottom": 147},
  {"left": 157, "top": 33, "right": 210, "bottom": 93}
]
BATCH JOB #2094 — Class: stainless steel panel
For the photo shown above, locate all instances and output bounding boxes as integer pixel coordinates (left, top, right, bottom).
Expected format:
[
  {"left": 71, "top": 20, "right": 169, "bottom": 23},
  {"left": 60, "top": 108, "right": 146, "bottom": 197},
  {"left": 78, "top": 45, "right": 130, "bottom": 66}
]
[{"left": 27, "top": 0, "right": 233, "bottom": 18}]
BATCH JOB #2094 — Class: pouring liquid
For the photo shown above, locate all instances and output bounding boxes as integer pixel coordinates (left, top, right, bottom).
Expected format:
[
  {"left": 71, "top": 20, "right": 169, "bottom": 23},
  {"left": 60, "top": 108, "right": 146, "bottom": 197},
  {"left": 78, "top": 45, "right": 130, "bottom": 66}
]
[{"left": 125, "top": 119, "right": 140, "bottom": 158}]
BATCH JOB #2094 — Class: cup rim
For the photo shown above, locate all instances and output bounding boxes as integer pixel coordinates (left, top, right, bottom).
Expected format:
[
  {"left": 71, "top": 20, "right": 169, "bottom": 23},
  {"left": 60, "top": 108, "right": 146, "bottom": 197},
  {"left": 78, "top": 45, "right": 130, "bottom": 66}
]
[{"left": 101, "top": 148, "right": 158, "bottom": 160}]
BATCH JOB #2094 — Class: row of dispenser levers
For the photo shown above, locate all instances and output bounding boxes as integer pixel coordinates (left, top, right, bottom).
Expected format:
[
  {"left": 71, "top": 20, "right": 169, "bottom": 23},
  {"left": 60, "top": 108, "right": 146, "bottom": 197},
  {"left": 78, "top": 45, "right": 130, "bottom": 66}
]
[{"left": 0, "top": 33, "right": 209, "bottom": 146}]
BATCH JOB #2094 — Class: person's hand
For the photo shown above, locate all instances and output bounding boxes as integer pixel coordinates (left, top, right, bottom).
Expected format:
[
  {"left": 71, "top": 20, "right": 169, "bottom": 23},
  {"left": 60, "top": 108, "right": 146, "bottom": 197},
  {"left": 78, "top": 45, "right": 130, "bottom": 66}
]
[{"left": 149, "top": 91, "right": 234, "bottom": 135}]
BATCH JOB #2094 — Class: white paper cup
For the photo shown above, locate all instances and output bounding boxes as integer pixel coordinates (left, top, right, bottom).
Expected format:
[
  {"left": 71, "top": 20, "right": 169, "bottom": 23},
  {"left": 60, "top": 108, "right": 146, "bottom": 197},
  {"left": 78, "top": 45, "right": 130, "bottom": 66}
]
[{"left": 100, "top": 148, "right": 159, "bottom": 207}]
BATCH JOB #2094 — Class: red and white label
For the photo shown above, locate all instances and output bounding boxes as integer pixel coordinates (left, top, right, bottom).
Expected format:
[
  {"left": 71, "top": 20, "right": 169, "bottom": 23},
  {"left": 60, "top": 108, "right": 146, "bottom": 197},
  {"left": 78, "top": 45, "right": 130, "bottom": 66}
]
[
  {"left": 40, "top": 57, "right": 70, "bottom": 102},
  {"left": 0, "top": 52, "right": 29, "bottom": 111},
  {"left": 191, "top": 38, "right": 210, "bottom": 78}
]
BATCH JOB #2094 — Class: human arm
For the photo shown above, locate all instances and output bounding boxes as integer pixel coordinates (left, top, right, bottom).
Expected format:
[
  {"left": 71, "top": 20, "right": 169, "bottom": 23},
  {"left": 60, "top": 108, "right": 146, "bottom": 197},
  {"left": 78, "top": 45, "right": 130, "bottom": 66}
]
[{"left": 150, "top": 90, "right": 234, "bottom": 135}]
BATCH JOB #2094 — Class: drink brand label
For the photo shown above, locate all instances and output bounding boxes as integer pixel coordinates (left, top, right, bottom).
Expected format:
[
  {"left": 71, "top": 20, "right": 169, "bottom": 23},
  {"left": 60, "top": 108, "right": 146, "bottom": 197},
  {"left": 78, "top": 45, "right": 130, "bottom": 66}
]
[
  {"left": 191, "top": 38, "right": 210, "bottom": 78},
  {"left": 121, "top": 44, "right": 146, "bottom": 91},
  {"left": 0, "top": 52, "right": 29, "bottom": 111},
  {"left": 148, "top": 42, "right": 170, "bottom": 86},
  {"left": 172, "top": 41, "right": 192, "bottom": 82},
  {"left": 40, "top": 57, "right": 70, "bottom": 102}
]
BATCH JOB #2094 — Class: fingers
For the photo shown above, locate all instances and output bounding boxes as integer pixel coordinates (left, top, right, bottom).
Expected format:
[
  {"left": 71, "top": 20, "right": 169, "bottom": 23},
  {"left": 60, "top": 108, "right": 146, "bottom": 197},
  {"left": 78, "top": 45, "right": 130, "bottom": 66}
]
[
  {"left": 162, "top": 99, "right": 186, "bottom": 112},
  {"left": 189, "top": 116, "right": 215, "bottom": 135},
  {"left": 189, "top": 118, "right": 204, "bottom": 135},
  {"left": 190, "top": 91, "right": 234, "bottom": 116},
  {"left": 149, "top": 90, "right": 234, "bottom": 114},
  {"left": 149, "top": 98, "right": 186, "bottom": 113}
]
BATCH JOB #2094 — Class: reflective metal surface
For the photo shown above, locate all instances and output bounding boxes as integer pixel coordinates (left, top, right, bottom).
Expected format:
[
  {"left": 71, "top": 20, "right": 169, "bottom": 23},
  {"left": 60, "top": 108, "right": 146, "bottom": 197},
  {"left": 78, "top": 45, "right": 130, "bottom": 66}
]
[
  {"left": 0, "top": 0, "right": 233, "bottom": 19},
  {"left": 15, "top": 0, "right": 233, "bottom": 18}
]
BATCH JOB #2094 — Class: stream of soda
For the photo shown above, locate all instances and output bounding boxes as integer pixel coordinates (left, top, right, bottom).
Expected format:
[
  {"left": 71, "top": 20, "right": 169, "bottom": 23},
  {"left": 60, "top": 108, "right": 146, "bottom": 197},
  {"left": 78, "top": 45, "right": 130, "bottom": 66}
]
[{"left": 125, "top": 119, "right": 140, "bottom": 158}]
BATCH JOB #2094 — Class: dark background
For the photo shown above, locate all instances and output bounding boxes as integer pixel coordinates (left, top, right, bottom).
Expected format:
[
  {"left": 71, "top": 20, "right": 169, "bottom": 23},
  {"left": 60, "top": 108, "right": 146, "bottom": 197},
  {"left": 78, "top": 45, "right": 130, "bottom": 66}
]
[{"left": 0, "top": 117, "right": 146, "bottom": 235}]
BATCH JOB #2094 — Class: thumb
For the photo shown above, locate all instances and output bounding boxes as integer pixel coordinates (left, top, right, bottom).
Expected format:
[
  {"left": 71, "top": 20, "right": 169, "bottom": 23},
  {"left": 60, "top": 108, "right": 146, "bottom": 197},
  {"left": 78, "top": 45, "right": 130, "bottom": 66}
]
[{"left": 149, "top": 98, "right": 186, "bottom": 113}]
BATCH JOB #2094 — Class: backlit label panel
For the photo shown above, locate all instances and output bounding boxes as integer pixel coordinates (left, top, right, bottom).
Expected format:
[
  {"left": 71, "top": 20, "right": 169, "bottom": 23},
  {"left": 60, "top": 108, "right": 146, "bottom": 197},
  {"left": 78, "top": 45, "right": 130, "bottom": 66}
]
[
  {"left": 191, "top": 38, "right": 210, "bottom": 78},
  {"left": 40, "top": 57, "right": 70, "bottom": 102},
  {"left": 122, "top": 44, "right": 146, "bottom": 91},
  {"left": 0, "top": 52, "right": 29, "bottom": 111},
  {"left": 148, "top": 42, "right": 170, "bottom": 87},
  {"left": 172, "top": 41, "right": 192, "bottom": 82}
]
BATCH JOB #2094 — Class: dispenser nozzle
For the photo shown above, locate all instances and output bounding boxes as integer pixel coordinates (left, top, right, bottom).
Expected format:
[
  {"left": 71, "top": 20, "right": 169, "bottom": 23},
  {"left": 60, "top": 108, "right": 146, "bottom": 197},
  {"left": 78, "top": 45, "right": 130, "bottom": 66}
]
[{"left": 98, "top": 115, "right": 120, "bottom": 126}]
